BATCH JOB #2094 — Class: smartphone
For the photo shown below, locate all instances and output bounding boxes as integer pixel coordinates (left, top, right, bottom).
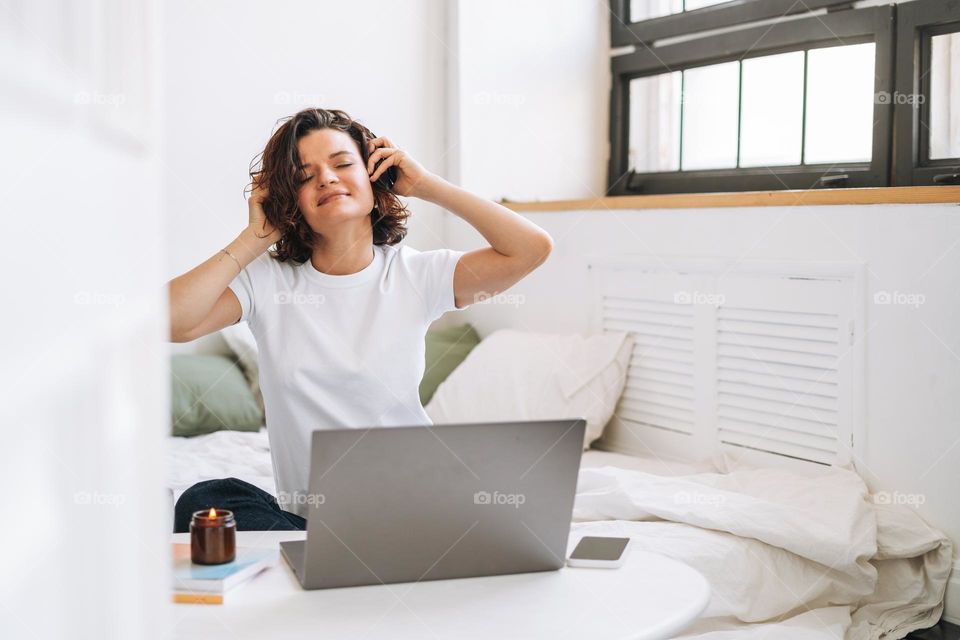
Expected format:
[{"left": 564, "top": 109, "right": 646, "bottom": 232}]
[
  {"left": 372, "top": 158, "right": 398, "bottom": 191},
  {"left": 362, "top": 134, "right": 398, "bottom": 191},
  {"left": 566, "top": 536, "right": 631, "bottom": 568}
]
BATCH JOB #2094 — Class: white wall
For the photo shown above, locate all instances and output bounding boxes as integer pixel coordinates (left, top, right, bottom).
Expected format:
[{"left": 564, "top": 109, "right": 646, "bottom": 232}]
[
  {"left": 162, "top": 0, "right": 453, "bottom": 281},
  {"left": 448, "top": 0, "right": 610, "bottom": 202},
  {"left": 0, "top": 2, "right": 168, "bottom": 638}
]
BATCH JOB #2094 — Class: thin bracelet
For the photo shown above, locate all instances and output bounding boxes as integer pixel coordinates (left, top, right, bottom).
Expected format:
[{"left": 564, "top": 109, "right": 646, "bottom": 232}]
[{"left": 220, "top": 248, "right": 242, "bottom": 274}]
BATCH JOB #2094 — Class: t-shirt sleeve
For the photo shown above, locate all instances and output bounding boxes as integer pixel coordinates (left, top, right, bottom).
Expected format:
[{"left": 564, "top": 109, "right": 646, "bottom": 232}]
[
  {"left": 227, "top": 252, "right": 268, "bottom": 326},
  {"left": 406, "top": 247, "right": 467, "bottom": 322}
]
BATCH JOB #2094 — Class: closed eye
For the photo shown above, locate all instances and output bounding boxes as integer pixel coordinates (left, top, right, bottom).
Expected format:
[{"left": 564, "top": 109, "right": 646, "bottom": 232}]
[{"left": 299, "top": 164, "right": 352, "bottom": 183}]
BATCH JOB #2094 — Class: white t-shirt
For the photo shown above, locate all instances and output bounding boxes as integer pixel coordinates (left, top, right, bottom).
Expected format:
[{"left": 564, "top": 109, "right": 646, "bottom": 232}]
[{"left": 228, "top": 243, "right": 465, "bottom": 517}]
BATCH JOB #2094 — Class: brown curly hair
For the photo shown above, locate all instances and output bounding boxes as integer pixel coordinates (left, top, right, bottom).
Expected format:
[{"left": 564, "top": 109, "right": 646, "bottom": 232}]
[{"left": 248, "top": 108, "right": 409, "bottom": 264}]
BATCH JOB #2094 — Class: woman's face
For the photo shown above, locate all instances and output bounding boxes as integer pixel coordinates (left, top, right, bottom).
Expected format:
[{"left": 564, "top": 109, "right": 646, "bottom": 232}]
[{"left": 295, "top": 128, "right": 375, "bottom": 232}]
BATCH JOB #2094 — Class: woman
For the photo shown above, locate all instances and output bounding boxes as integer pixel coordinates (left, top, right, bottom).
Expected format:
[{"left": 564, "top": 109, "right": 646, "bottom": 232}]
[{"left": 168, "top": 108, "right": 553, "bottom": 531}]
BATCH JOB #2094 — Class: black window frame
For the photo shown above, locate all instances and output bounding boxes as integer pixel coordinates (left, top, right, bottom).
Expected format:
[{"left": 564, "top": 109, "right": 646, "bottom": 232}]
[
  {"left": 608, "top": 5, "right": 895, "bottom": 196},
  {"left": 893, "top": 0, "right": 960, "bottom": 186},
  {"left": 610, "top": 0, "right": 854, "bottom": 47}
]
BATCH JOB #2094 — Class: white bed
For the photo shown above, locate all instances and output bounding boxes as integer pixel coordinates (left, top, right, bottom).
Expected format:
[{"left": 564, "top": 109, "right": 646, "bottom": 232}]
[
  {"left": 165, "top": 427, "right": 709, "bottom": 504},
  {"left": 166, "top": 428, "right": 952, "bottom": 639}
]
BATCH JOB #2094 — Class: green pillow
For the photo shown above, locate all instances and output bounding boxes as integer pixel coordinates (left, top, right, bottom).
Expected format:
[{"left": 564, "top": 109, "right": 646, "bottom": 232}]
[
  {"left": 171, "top": 354, "right": 263, "bottom": 437},
  {"left": 419, "top": 324, "right": 482, "bottom": 406}
]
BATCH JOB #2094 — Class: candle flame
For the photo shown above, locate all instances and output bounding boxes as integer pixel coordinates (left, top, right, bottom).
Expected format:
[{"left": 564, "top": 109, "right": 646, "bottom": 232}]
[{"left": 208, "top": 507, "right": 217, "bottom": 519}]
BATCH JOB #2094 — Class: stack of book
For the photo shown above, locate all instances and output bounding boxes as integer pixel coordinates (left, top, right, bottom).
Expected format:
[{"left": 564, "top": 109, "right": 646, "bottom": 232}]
[{"left": 172, "top": 543, "right": 277, "bottom": 604}]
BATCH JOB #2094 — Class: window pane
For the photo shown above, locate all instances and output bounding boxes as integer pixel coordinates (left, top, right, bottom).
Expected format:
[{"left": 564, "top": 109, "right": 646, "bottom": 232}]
[
  {"left": 629, "top": 72, "right": 682, "bottom": 173},
  {"left": 629, "top": 0, "right": 681, "bottom": 22},
  {"left": 740, "top": 51, "right": 805, "bottom": 167},
  {"left": 804, "top": 42, "right": 876, "bottom": 164},
  {"left": 681, "top": 61, "right": 739, "bottom": 170},
  {"left": 629, "top": 0, "right": 727, "bottom": 22},
  {"left": 929, "top": 32, "right": 960, "bottom": 160},
  {"left": 683, "top": 0, "right": 730, "bottom": 11}
]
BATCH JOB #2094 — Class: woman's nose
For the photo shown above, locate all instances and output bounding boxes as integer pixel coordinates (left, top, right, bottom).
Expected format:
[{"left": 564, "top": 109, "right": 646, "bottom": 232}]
[{"left": 316, "top": 166, "right": 339, "bottom": 185}]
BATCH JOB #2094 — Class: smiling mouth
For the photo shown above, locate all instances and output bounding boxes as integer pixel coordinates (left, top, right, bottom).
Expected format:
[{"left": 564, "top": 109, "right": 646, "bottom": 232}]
[{"left": 318, "top": 193, "right": 349, "bottom": 206}]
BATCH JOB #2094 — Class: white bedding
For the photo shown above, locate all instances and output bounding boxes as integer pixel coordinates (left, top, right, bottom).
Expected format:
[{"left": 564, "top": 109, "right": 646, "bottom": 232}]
[
  {"left": 164, "top": 428, "right": 703, "bottom": 502},
  {"left": 574, "top": 464, "right": 952, "bottom": 639},
  {"left": 167, "top": 429, "right": 951, "bottom": 639},
  {"left": 167, "top": 428, "right": 274, "bottom": 503}
]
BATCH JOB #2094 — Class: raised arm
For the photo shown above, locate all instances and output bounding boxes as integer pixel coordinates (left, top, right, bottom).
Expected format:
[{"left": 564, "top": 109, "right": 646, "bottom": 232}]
[
  {"left": 365, "top": 136, "right": 554, "bottom": 310},
  {"left": 416, "top": 179, "right": 553, "bottom": 309},
  {"left": 166, "top": 186, "right": 280, "bottom": 342}
]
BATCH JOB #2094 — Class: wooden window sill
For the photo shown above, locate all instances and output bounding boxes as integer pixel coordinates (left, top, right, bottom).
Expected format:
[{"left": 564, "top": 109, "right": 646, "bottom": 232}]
[{"left": 499, "top": 186, "right": 960, "bottom": 212}]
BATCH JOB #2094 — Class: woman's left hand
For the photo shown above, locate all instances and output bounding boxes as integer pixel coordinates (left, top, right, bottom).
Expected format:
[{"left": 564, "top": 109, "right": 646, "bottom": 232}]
[{"left": 366, "top": 136, "right": 439, "bottom": 199}]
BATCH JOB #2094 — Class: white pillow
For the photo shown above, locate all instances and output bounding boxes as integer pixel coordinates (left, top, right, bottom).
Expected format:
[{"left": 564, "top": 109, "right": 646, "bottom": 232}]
[
  {"left": 220, "top": 322, "right": 263, "bottom": 413},
  {"left": 425, "top": 329, "right": 633, "bottom": 449}
]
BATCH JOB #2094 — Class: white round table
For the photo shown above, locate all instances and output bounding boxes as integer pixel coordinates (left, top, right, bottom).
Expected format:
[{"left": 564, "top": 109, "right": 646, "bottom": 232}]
[{"left": 171, "top": 531, "right": 710, "bottom": 640}]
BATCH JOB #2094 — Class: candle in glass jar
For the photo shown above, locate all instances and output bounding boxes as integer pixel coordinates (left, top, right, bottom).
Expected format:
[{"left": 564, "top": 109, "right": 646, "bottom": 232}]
[{"left": 190, "top": 508, "right": 236, "bottom": 565}]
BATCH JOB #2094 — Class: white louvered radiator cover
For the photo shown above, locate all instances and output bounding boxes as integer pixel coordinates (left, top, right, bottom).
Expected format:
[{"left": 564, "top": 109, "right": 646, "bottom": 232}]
[{"left": 589, "top": 258, "right": 864, "bottom": 468}]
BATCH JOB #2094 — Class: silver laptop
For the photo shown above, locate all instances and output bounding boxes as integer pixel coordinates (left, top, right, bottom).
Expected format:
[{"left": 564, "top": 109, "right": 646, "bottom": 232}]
[{"left": 280, "top": 419, "right": 585, "bottom": 590}]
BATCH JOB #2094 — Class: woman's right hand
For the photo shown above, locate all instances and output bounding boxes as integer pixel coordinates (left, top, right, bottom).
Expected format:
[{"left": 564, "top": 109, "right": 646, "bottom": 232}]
[{"left": 247, "top": 180, "right": 282, "bottom": 244}]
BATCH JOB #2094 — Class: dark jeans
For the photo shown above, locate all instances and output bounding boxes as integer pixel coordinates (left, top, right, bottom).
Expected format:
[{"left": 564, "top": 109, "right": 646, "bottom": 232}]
[{"left": 173, "top": 477, "right": 306, "bottom": 533}]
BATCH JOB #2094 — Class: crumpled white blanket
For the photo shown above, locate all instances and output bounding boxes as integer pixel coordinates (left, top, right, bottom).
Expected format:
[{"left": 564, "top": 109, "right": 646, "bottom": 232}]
[
  {"left": 166, "top": 429, "right": 274, "bottom": 504},
  {"left": 572, "top": 464, "right": 953, "bottom": 639}
]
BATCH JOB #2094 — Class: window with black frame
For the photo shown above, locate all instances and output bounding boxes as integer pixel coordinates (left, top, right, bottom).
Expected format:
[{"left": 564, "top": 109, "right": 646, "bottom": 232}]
[
  {"left": 607, "top": 0, "right": 957, "bottom": 195},
  {"left": 894, "top": 0, "right": 960, "bottom": 186}
]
